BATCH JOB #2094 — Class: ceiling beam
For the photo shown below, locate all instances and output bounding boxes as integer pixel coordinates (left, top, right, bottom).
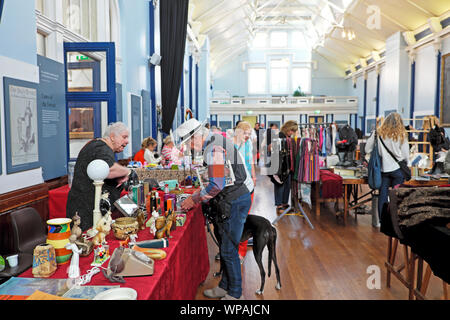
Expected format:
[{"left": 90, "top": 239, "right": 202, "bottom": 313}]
[
  {"left": 255, "top": 0, "right": 282, "bottom": 12},
  {"left": 215, "top": 47, "right": 248, "bottom": 69},
  {"left": 212, "top": 38, "right": 248, "bottom": 52},
  {"left": 401, "top": 0, "right": 434, "bottom": 17},
  {"left": 345, "top": 13, "right": 387, "bottom": 42},
  {"left": 194, "top": 0, "right": 228, "bottom": 21},
  {"left": 210, "top": 27, "right": 250, "bottom": 44},
  {"left": 213, "top": 46, "right": 247, "bottom": 66},
  {"left": 201, "top": 3, "right": 249, "bottom": 34},
  {"left": 316, "top": 44, "right": 357, "bottom": 64},
  {"left": 361, "top": 0, "right": 411, "bottom": 31},
  {"left": 313, "top": 48, "right": 348, "bottom": 70},
  {"left": 328, "top": 34, "right": 373, "bottom": 52}
]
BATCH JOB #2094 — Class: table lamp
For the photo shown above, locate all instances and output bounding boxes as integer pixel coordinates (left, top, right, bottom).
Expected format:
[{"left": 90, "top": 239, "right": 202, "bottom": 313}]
[{"left": 87, "top": 159, "right": 110, "bottom": 237}]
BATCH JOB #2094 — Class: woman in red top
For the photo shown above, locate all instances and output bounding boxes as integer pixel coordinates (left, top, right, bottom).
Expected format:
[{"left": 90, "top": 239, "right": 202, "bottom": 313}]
[{"left": 133, "top": 137, "right": 151, "bottom": 164}]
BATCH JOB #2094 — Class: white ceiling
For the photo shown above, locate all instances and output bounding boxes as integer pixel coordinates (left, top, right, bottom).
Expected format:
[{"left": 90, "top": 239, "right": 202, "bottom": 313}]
[{"left": 189, "top": 0, "right": 450, "bottom": 73}]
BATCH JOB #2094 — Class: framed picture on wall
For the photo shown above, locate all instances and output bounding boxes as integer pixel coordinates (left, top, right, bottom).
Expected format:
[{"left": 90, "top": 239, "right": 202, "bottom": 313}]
[
  {"left": 3, "top": 77, "right": 41, "bottom": 174},
  {"left": 366, "top": 117, "right": 376, "bottom": 135}
]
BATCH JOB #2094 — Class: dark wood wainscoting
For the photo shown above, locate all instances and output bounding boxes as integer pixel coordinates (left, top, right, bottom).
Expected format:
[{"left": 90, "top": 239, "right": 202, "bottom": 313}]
[{"left": 0, "top": 176, "right": 68, "bottom": 255}]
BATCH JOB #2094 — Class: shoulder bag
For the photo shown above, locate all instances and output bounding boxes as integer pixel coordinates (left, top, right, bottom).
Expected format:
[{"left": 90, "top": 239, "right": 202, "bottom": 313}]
[
  {"left": 379, "top": 137, "right": 411, "bottom": 181},
  {"left": 367, "top": 131, "right": 382, "bottom": 190}
]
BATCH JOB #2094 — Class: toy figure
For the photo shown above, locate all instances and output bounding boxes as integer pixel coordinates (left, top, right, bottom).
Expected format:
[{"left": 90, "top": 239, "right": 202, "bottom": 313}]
[
  {"left": 65, "top": 235, "right": 82, "bottom": 279},
  {"left": 92, "top": 211, "right": 112, "bottom": 246},
  {"left": 147, "top": 208, "right": 159, "bottom": 236}
]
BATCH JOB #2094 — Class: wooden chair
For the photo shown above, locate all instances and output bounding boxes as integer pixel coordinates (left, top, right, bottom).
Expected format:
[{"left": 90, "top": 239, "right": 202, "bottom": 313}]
[
  {"left": 385, "top": 237, "right": 416, "bottom": 299},
  {"left": 0, "top": 207, "right": 47, "bottom": 279},
  {"left": 411, "top": 254, "right": 449, "bottom": 300}
]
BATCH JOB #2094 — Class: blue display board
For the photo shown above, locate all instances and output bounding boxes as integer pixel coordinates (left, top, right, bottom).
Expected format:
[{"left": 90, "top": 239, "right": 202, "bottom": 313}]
[
  {"left": 37, "top": 55, "right": 67, "bottom": 180},
  {"left": 141, "top": 89, "right": 151, "bottom": 138},
  {"left": 131, "top": 94, "right": 142, "bottom": 156}
]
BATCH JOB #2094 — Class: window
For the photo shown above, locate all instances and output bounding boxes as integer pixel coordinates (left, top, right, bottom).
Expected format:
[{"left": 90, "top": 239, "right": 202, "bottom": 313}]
[
  {"left": 270, "top": 59, "right": 289, "bottom": 94},
  {"left": 252, "top": 32, "right": 267, "bottom": 48},
  {"left": 270, "top": 31, "right": 288, "bottom": 47},
  {"left": 248, "top": 68, "right": 266, "bottom": 94},
  {"left": 292, "top": 67, "right": 311, "bottom": 94},
  {"left": 36, "top": 31, "right": 47, "bottom": 56},
  {"left": 63, "top": 0, "right": 98, "bottom": 41},
  {"left": 292, "top": 31, "right": 306, "bottom": 48}
]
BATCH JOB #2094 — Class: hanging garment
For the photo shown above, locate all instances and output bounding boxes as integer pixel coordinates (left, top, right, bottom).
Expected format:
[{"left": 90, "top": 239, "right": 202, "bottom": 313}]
[
  {"left": 331, "top": 124, "right": 337, "bottom": 155},
  {"left": 321, "top": 127, "right": 327, "bottom": 156},
  {"left": 326, "top": 127, "right": 332, "bottom": 154}
]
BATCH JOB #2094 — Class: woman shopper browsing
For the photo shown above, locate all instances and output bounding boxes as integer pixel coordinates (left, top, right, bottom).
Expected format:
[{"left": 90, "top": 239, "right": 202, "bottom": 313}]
[
  {"left": 180, "top": 119, "right": 253, "bottom": 300},
  {"left": 272, "top": 120, "right": 298, "bottom": 213},
  {"left": 365, "top": 112, "right": 410, "bottom": 223},
  {"left": 233, "top": 121, "right": 256, "bottom": 263}
]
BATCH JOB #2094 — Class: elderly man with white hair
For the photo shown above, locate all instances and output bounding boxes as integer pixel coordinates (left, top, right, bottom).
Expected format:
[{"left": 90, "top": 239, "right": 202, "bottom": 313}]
[
  {"left": 179, "top": 118, "right": 253, "bottom": 300},
  {"left": 67, "top": 122, "right": 131, "bottom": 231}
]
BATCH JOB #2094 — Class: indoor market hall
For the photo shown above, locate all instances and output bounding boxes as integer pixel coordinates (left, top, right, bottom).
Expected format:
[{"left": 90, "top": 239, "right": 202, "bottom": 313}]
[{"left": 0, "top": 0, "right": 449, "bottom": 306}]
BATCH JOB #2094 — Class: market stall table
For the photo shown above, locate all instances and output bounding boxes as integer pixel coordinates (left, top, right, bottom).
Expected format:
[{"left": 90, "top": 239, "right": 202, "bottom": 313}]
[{"left": 18, "top": 204, "right": 209, "bottom": 300}]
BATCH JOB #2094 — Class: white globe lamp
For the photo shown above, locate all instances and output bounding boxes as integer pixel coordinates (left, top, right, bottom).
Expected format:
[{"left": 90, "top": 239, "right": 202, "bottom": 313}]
[{"left": 86, "top": 159, "right": 110, "bottom": 236}]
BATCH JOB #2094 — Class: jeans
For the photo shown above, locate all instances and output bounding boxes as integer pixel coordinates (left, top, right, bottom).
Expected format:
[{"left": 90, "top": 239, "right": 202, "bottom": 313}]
[
  {"left": 378, "top": 168, "right": 404, "bottom": 220},
  {"left": 274, "top": 174, "right": 291, "bottom": 206},
  {"left": 218, "top": 191, "right": 252, "bottom": 298}
]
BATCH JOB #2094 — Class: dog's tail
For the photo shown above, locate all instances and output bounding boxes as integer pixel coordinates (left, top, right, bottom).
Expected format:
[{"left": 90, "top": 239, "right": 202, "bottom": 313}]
[{"left": 267, "top": 226, "right": 277, "bottom": 278}]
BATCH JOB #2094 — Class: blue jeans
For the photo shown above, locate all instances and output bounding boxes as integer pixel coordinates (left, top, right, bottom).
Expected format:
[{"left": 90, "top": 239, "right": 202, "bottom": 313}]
[
  {"left": 274, "top": 174, "right": 291, "bottom": 206},
  {"left": 378, "top": 168, "right": 404, "bottom": 220},
  {"left": 218, "top": 192, "right": 252, "bottom": 298}
]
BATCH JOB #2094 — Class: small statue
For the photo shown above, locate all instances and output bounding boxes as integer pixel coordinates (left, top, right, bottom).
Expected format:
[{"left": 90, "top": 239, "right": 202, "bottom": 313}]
[
  {"left": 155, "top": 209, "right": 175, "bottom": 239},
  {"left": 136, "top": 209, "right": 146, "bottom": 230},
  {"left": 129, "top": 234, "right": 138, "bottom": 247},
  {"left": 71, "top": 212, "right": 82, "bottom": 240},
  {"left": 71, "top": 213, "right": 93, "bottom": 256},
  {"left": 65, "top": 234, "right": 82, "bottom": 279},
  {"left": 147, "top": 208, "right": 159, "bottom": 236},
  {"left": 92, "top": 211, "right": 112, "bottom": 246}
]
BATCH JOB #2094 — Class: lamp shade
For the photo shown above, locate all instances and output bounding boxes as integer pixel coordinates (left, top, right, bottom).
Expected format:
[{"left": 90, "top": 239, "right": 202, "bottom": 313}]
[{"left": 87, "top": 159, "right": 110, "bottom": 181}]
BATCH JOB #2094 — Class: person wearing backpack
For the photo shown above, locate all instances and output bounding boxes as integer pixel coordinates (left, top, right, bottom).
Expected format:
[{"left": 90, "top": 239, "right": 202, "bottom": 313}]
[{"left": 365, "top": 112, "right": 410, "bottom": 222}]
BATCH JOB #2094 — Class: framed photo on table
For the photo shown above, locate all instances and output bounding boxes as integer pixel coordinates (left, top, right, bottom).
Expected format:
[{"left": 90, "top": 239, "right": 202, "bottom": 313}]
[{"left": 3, "top": 77, "right": 40, "bottom": 174}]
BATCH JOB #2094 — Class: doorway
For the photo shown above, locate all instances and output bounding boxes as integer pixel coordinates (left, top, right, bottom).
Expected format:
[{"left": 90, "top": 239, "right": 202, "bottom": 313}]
[
  {"left": 64, "top": 42, "right": 117, "bottom": 161},
  {"left": 242, "top": 116, "right": 257, "bottom": 128},
  {"left": 309, "top": 116, "right": 324, "bottom": 124}
]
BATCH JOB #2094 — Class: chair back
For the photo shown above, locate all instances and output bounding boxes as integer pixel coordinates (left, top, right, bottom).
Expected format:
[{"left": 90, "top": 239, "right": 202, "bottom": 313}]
[{"left": 11, "top": 207, "right": 47, "bottom": 254}]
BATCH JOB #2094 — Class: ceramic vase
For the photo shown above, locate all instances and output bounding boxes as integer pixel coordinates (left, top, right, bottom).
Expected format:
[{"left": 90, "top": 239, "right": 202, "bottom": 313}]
[{"left": 46, "top": 218, "right": 72, "bottom": 265}]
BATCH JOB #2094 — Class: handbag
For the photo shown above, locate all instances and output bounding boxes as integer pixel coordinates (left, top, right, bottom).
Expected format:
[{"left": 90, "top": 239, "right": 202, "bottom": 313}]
[
  {"left": 379, "top": 137, "right": 411, "bottom": 181},
  {"left": 367, "top": 131, "right": 382, "bottom": 190}
]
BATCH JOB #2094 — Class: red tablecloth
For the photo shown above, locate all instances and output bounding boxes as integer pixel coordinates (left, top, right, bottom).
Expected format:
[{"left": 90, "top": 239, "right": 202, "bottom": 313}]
[
  {"left": 48, "top": 185, "right": 201, "bottom": 220},
  {"left": 48, "top": 185, "right": 71, "bottom": 220},
  {"left": 20, "top": 204, "right": 209, "bottom": 300}
]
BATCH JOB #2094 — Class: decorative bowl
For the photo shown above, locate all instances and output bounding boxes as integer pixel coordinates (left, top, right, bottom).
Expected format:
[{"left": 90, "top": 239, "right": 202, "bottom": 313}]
[{"left": 111, "top": 217, "right": 139, "bottom": 240}]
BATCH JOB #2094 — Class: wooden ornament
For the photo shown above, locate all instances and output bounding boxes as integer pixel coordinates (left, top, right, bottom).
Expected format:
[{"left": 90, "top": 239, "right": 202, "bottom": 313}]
[{"left": 32, "top": 244, "right": 57, "bottom": 278}]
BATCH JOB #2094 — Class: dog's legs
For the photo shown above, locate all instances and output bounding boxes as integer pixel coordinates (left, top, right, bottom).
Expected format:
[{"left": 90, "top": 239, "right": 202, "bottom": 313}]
[
  {"left": 270, "top": 228, "right": 282, "bottom": 290},
  {"left": 253, "top": 239, "right": 266, "bottom": 295}
]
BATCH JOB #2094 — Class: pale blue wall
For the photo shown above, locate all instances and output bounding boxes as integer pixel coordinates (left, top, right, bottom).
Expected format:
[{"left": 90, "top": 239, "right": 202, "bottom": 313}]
[
  {"left": 119, "top": 0, "right": 150, "bottom": 98},
  {"left": 198, "top": 37, "right": 211, "bottom": 122},
  {"left": 0, "top": 0, "right": 37, "bottom": 66},
  {"left": 311, "top": 51, "right": 347, "bottom": 96}
]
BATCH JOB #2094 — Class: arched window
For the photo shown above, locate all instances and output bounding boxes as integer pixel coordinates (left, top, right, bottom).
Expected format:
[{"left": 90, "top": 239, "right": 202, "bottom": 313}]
[{"left": 62, "top": 0, "right": 98, "bottom": 41}]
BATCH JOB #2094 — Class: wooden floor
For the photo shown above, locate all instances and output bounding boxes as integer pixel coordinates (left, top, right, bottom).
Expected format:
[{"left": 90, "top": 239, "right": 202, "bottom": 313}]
[{"left": 195, "top": 173, "right": 445, "bottom": 300}]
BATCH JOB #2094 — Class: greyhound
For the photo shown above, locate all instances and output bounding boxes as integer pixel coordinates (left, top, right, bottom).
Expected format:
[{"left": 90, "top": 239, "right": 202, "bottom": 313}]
[{"left": 207, "top": 210, "right": 282, "bottom": 295}]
